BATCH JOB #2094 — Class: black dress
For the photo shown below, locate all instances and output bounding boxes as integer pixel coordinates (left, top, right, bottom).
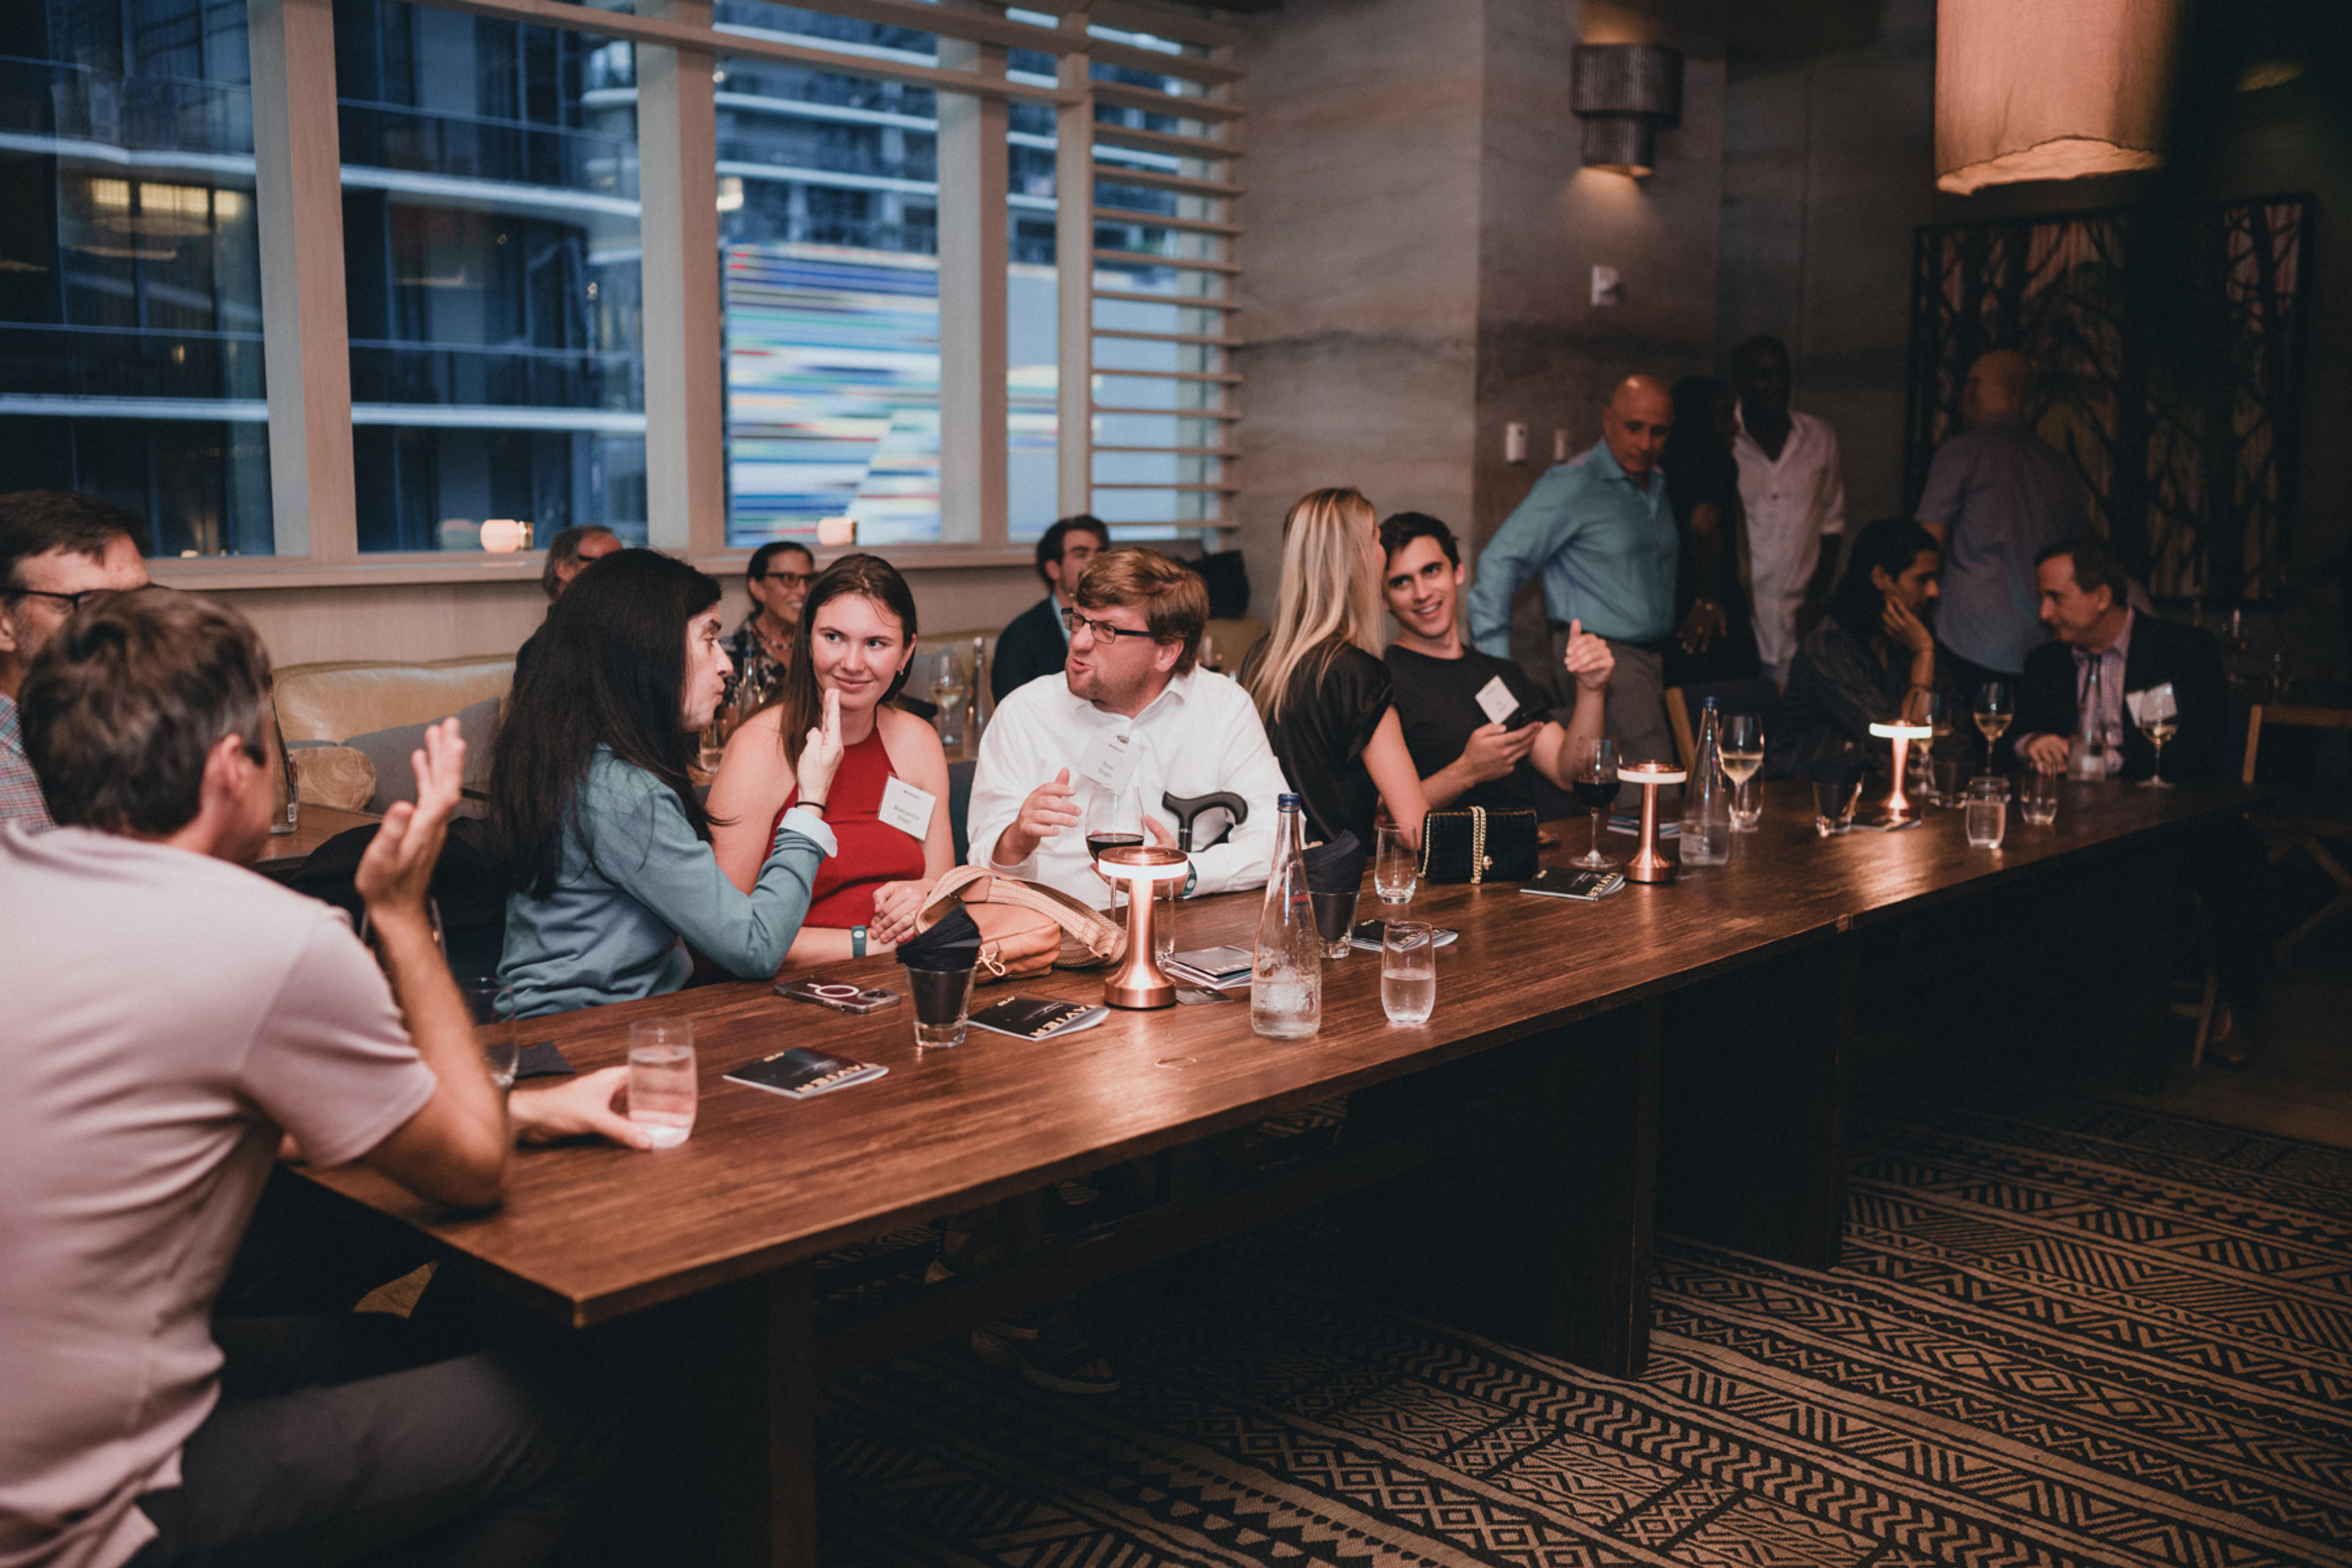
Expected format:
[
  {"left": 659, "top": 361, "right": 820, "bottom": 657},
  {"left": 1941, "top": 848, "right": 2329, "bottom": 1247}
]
[
  {"left": 1241, "top": 638, "right": 1392, "bottom": 849},
  {"left": 1663, "top": 464, "right": 1762, "bottom": 686}
]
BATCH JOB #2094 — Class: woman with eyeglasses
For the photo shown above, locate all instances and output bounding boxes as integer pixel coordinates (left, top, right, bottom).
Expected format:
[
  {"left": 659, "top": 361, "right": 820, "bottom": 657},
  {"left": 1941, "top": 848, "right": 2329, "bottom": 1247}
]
[
  {"left": 720, "top": 540, "right": 817, "bottom": 716},
  {"left": 1241, "top": 486, "right": 1431, "bottom": 851},
  {"left": 709, "top": 553, "right": 954, "bottom": 965}
]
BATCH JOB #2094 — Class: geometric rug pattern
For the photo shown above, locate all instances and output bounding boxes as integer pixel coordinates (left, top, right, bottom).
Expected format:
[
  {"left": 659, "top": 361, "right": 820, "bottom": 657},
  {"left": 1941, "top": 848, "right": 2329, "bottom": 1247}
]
[{"left": 818, "top": 1076, "right": 2352, "bottom": 1566}]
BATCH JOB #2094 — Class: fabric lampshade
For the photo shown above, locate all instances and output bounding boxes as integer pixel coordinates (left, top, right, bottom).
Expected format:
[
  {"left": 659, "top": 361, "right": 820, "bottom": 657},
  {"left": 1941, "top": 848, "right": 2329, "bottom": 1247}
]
[{"left": 1934, "top": 0, "right": 2181, "bottom": 194}]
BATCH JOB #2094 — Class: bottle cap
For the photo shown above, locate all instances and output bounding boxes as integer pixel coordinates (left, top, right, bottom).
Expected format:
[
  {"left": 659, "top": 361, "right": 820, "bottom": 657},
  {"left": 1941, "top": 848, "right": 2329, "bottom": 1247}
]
[
  {"left": 1703, "top": 696, "right": 1718, "bottom": 709},
  {"left": 1278, "top": 793, "right": 1302, "bottom": 810}
]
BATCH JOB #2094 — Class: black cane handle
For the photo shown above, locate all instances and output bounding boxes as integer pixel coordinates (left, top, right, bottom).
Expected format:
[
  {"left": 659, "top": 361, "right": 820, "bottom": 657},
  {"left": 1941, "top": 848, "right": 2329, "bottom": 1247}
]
[{"left": 1161, "top": 790, "right": 1251, "bottom": 852}]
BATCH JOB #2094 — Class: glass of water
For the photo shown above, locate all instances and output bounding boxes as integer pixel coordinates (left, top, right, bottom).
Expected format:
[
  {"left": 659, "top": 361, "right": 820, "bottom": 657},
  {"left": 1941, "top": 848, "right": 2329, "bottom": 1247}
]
[
  {"left": 458, "top": 979, "right": 519, "bottom": 1090},
  {"left": 1381, "top": 921, "right": 1437, "bottom": 1026},
  {"left": 627, "top": 1019, "right": 698, "bottom": 1149},
  {"left": 2019, "top": 771, "right": 2059, "bottom": 827},
  {"left": 1373, "top": 821, "right": 1417, "bottom": 905},
  {"left": 1965, "top": 775, "right": 2008, "bottom": 849}
]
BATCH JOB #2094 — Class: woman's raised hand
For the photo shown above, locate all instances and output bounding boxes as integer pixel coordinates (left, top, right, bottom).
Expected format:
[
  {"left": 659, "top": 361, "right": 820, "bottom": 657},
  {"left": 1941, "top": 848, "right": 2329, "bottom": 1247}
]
[{"left": 796, "top": 687, "right": 846, "bottom": 805}]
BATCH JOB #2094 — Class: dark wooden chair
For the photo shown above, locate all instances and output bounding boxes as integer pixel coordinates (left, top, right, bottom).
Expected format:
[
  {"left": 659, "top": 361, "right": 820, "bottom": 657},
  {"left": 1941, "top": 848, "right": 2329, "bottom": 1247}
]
[{"left": 2242, "top": 703, "right": 2352, "bottom": 962}]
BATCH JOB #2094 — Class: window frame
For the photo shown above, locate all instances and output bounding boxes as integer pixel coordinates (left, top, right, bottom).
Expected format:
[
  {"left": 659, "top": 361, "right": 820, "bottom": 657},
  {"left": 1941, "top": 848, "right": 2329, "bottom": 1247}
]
[{"left": 130, "top": 0, "right": 1243, "bottom": 589}]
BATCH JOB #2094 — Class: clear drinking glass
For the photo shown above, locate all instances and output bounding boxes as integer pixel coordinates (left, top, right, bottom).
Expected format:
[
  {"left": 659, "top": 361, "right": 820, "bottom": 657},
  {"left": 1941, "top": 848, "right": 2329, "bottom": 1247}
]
[
  {"left": 1929, "top": 755, "right": 1966, "bottom": 809},
  {"left": 907, "top": 965, "right": 977, "bottom": 1050},
  {"left": 627, "top": 1019, "right": 698, "bottom": 1149},
  {"left": 2019, "top": 771, "right": 2060, "bottom": 826},
  {"left": 1965, "top": 775, "right": 2008, "bottom": 848},
  {"left": 1085, "top": 778, "right": 1147, "bottom": 914},
  {"left": 1381, "top": 921, "right": 1437, "bottom": 1026},
  {"left": 1373, "top": 821, "right": 1418, "bottom": 905},
  {"left": 1720, "top": 715, "right": 1763, "bottom": 831},
  {"left": 458, "top": 979, "right": 518, "bottom": 1090},
  {"left": 1571, "top": 737, "right": 1623, "bottom": 867},
  {"left": 1812, "top": 776, "right": 1863, "bottom": 835},
  {"left": 2137, "top": 685, "right": 2179, "bottom": 789}
]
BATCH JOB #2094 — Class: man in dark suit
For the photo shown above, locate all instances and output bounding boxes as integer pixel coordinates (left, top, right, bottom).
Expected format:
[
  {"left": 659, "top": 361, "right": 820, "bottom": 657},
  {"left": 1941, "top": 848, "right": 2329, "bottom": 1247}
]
[
  {"left": 991, "top": 514, "right": 1109, "bottom": 703},
  {"left": 2007, "top": 535, "right": 2265, "bottom": 1067},
  {"left": 2011, "top": 537, "right": 2227, "bottom": 783}
]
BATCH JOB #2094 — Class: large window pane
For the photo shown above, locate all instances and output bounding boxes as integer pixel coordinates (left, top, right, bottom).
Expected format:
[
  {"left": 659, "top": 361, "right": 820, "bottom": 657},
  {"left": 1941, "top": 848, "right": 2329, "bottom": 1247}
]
[
  {"left": 337, "top": 0, "right": 644, "bottom": 552},
  {"left": 0, "top": 0, "right": 275, "bottom": 556},
  {"left": 715, "top": 14, "right": 944, "bottom": 546}
]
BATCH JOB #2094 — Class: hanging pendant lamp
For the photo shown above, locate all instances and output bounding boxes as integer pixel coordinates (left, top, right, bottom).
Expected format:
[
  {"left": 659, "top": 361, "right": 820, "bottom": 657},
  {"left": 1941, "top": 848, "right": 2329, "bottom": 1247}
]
[{"left": 1934, "top": 0, "right": 2182, "bottom": 194}]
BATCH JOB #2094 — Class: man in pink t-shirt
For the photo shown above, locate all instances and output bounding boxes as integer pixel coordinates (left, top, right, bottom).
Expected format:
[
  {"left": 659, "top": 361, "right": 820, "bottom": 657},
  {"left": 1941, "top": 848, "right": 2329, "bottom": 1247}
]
[{"left": 0, "top": 590, "right": 623, "bottom": 1568}]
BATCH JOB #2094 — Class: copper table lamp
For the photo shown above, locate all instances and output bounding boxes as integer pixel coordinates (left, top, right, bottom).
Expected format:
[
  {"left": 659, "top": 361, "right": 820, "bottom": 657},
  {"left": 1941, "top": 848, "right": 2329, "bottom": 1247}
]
[
  {"left": 1868, "top": 721, "right": 1935, "bottom": 824},
  {"left": 1619, "top": 761, "right": 1686, "bottom": 884},
  {"left": 1093, "top": 843, "right": 1191, "bottom": 1009}
]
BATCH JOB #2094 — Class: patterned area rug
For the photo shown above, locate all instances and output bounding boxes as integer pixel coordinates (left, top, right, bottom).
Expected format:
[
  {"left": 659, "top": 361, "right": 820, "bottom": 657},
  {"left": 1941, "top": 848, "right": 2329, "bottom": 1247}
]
[{"left": 818, "top": 1077, "right": 2352, "bottom": 1567}]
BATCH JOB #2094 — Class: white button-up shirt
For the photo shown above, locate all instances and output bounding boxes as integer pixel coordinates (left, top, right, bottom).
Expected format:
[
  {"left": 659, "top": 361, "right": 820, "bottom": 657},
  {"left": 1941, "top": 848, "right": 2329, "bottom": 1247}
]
[
  {"left": 1735, "top": 406, "right": 1846, "bottom": 684},
  {"left": 968, "top": 666, "right": 1292, "bottom": 905}
]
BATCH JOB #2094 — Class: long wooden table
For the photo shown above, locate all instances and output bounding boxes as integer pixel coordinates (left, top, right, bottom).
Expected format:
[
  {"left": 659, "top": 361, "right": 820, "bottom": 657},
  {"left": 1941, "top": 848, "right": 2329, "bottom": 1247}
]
[{"left": 308, "top": 777, "right": 2257, "bottom": 1567}]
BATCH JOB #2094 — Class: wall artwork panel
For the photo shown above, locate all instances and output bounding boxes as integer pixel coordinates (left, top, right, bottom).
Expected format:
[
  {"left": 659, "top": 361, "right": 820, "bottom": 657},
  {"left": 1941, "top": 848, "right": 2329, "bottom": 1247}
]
[{"left": 1905, "top": 197, "right": 2310, "bottom": 600}]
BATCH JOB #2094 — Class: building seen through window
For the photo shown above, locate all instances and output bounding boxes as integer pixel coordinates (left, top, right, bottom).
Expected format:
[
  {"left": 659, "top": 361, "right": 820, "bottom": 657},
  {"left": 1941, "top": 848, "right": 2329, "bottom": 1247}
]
[{"left": 0, "top": 0, "right": 1232, "bottom": 556}]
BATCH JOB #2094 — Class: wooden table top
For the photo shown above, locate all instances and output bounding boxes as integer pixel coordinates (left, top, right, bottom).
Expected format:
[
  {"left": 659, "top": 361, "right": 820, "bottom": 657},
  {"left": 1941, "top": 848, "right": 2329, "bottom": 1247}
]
[
  {"left": 254, "top": 805, "right": 380, "bottom": 875},
  {"left": 309, "top": 777, "right": 2257, "bottom": 1327}
]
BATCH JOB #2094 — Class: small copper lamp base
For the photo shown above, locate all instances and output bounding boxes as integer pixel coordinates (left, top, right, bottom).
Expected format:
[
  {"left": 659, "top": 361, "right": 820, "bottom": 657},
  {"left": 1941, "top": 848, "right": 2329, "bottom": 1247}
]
[
  {"left": 1619, "top": 762, "right": 1686, "bottom": 884},
  {"left": 1095, "top": 843, "right": 1191, "bottom": 1008}
]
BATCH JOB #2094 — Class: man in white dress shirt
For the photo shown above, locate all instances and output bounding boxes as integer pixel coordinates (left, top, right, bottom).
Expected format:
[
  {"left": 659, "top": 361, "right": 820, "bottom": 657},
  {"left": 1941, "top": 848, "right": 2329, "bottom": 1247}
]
[
  {"left": 1730, "top": 336, "right": 1847, "bottom": 687},
  {"left": 968, "top": 547, "right": 1289, "bottom": 906}
]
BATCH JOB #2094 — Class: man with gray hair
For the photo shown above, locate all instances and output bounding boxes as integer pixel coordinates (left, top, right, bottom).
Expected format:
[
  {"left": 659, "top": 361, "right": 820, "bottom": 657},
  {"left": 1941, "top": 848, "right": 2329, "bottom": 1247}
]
[
  {"left": 1915, "top": 349, "right": 2087, "bottom": 693},
  {"left": 1467, "top": 374, "right": 1681, "bottom": 770}
]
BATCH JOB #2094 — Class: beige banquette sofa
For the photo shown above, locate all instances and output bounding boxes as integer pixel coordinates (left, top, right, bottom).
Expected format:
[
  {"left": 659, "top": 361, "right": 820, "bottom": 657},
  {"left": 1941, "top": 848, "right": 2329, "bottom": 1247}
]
[{"left": 274, "top": 617, "right": 1267, "bottom": 812}]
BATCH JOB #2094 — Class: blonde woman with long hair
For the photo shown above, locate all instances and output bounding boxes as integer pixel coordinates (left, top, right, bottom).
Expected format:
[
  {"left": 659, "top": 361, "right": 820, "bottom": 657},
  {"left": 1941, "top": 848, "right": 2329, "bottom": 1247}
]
[{"left": 1241, "top": 487, "right": 1430, "bottom": 850}]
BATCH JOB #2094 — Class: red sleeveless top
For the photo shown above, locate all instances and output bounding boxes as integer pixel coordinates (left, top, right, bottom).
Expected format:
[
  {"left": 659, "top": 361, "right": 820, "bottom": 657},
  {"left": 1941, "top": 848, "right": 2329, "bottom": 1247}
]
[{"left": 769, "top": 728, "right": 928, "bottom": 927}]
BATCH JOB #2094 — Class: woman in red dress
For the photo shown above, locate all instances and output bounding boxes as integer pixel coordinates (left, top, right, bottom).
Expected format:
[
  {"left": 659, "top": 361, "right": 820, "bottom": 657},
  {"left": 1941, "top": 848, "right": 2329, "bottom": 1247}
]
[{"left": 710, "top": 554, "right": 953, "bottom": 964}]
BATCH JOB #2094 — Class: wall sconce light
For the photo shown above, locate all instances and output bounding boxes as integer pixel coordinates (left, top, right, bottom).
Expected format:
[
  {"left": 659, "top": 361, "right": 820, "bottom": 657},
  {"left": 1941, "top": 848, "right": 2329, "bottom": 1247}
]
[
  {"left": 1571, "top": 44, "right": 1683, "bottom": 178},
  {"left": 816, "top": 515, "right": 857, "bottom": 548}
]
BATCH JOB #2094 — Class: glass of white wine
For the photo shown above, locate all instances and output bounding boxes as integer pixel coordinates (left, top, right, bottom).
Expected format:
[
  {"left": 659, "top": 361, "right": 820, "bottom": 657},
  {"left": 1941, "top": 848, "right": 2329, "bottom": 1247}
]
[
  {"left": 1720, "top": 714, "right": 1764, "bottom": 831},
  {"left": 2137, "top": 685, "right": 2179, "bottom": 789},
  {"left": 1973, "top": 680, "right": 2013, "bottom": 775}
]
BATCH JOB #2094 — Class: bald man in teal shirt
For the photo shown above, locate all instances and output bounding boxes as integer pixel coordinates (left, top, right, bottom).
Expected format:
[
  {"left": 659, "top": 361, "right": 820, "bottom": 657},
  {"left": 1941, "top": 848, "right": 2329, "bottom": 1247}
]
[{"left": 1467, "top": 375, "right": 1681, "bottom": 769}]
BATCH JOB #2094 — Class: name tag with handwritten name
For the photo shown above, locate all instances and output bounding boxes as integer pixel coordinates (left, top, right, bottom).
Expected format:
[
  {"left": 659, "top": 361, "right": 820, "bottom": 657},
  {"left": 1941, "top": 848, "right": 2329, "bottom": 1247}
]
[{"left": 1075, "top": 728, "right": 1139, "bottom": 792}]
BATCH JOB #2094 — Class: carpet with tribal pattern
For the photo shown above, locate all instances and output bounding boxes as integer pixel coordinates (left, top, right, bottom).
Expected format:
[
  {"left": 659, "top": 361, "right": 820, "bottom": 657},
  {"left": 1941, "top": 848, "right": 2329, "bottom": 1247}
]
[{"left": 817, "top": 1076, "right": 2352, "bottom": 1567}]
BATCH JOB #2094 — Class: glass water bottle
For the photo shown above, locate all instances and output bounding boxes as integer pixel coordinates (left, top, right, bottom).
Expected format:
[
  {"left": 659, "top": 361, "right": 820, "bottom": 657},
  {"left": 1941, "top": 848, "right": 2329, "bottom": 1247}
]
[{"left": 1250, "top": 794, "right": 1322, "bottom": 1039}]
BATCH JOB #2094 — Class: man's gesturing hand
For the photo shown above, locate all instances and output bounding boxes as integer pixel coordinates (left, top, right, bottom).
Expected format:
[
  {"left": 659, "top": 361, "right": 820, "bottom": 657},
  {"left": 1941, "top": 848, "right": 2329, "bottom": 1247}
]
[
  {"left": 994, "top": 767, "right": 1082, "bottom": 865},
  {"left": 354, "top": 717, "right": 465, "bottom": 931}
]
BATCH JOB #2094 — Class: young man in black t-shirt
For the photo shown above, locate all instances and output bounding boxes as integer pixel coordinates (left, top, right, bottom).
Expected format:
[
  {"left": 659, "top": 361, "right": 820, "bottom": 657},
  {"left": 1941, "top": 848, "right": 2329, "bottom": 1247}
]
[{"left": 1380, "top": 512, "right": 1613, "bottom": 812}]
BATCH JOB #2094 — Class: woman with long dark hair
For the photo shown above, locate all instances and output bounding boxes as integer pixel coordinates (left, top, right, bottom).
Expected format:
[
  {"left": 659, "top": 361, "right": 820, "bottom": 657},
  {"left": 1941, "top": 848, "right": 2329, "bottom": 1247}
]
[
  {"left": 1662, "top": 375, "right": 1762, "bottom": 685},
  {"left": 708, "top": 553, "right": 952, "bottom": 963},
  {"left": 492, "top": 549, "right": 843, "bottom": 1017}
]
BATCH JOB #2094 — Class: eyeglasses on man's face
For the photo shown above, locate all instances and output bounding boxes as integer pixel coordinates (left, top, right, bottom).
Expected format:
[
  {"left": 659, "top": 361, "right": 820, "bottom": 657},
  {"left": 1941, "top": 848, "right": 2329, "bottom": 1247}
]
[
  {"left": 755, "top": 570, "right": 816, "bottom": 588},
  {"left": 4, "top": 586, "right": 116, "bottom": 613},
  {"left": 1061, "top": 608, "right": 1158, "bottom": 644}
]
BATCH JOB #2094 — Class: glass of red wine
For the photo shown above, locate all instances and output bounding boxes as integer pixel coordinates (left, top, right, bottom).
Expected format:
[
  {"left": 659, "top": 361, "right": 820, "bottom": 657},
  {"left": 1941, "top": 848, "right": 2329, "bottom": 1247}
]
[
  {"left": 1085, "top": 778, "right": 1147, "bottom": 913},
  {"left": 1571, "top": 737, "right": 1621, "bottom": 869}
]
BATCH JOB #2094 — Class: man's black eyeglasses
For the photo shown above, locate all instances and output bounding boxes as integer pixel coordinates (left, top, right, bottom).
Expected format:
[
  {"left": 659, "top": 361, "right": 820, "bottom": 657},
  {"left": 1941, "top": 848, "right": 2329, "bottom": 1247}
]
[
  {"left": 1061, "top": 608, "right": 1158, "bottom": 642},
  {"left": 3, "top": 586, "right": 115, "bottom": 612},
  {"left": 754, "top": 570, "right": 816, "bottom": 587}
]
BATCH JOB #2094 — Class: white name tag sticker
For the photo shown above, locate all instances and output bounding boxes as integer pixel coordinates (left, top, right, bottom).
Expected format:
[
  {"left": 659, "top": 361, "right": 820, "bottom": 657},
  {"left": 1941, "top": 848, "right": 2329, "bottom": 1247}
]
[
  {"left": 1074, "top": 729, "right": 1139, "bottom": 792},
  {"left": 877, "top": 774, "right": 935, "bottom": 839},
  {"left": 1474, "top": 674, "right": 1520, "bottom": 726}
]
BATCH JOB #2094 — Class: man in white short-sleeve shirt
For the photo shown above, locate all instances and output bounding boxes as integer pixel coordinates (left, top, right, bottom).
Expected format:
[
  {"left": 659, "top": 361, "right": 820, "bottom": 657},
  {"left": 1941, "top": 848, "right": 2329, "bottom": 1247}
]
[
  {"left": 970, "top": 546, "right": 1290, "bottom": 907},
  {"left": 1730, "top": 335, "right": 1847, "bottom": 687},
  {"left": 0, "top": 589, "right": 623, "bottom": 1568}
]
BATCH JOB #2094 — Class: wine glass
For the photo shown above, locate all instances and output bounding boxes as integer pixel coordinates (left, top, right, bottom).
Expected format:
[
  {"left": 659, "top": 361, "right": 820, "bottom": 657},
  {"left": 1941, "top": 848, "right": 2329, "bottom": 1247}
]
[
  {"left": 1973, "top": 681, "right": 2013, "bottom": 774},
  {"left": 1084, "top": 778, "right": 1147, "bottom": 910},
  {"left": 1720, "top": 714, "right": 1764, "bottom": 831},
  {"left": 1909, "top": 691, "right": 1947, "bottom": 803},
  {"left": 1570, "top": 737, "right": 1622, "bottom": 869},
  {"left": 2136, "top": 686, "right": 2178, "bottom": 789}
]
